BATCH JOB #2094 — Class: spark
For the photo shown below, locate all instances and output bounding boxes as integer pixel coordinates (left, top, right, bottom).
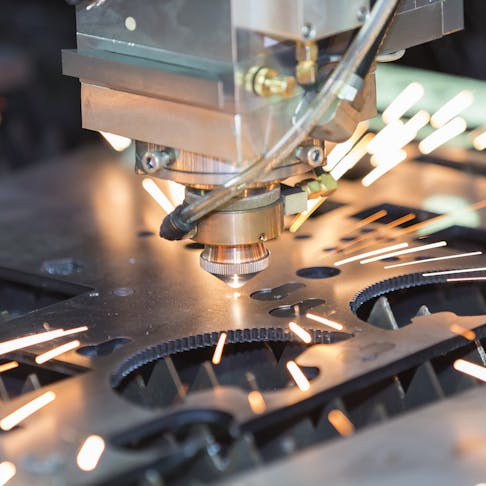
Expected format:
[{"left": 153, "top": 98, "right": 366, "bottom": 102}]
[
  {"left": 286, "top": 361, "right": 310, "bottom": 391},
  {"left": 289, "top": 196, "right": 327, "bottom": 233},
  {"left": 384, "top": 251, "right": 482, "bottom": 269},
  {"left": 0, "top": 362, "right": 19, "bottom": 374},
  {"left": 327, "top": 409, "right": 355, "bottom": 436},
  {"left": 473, "top": 129, "right": 486, "bottom": 151},
  {"left": 430, "top": 90, "right": 474, "bottom": 128},
  {"left": 352, "top": 209, "right": 388, "bottom": 229},
  {"left": 369, "top": 112, "right": 429, "bottom": 166},
  {"left": 366, "top": 121, "right": 404, "bottom": 155},
  {"left": 35, "top": 340, "right": 81, "bottom": 364},
  {"left": 326, "top": 121, "right": 369, "bottom": 170},
  {"left": 423, "top": 267, "right": 486, "bottom": 278},
  {"left": 384, "top": 213, "right": 416, "bottom": 229},
  {"left": 399, "top": 200, "right": 486, "bottom": 236},
  {"left": 382, "top": 82, "right": 425, "bottom": 124},
  {"left": 404, "top": 110, "right": 431, "bottom": 134},
  {"left": 167, "top": 180, "right": 185, "bottom": 206},
  {"left": 363, "top": 150, "right": 407, "bottom": 187},
  {"left": 418, "top": 117, "right": 467, "bottom": 155},
  {"left": 330, "top": 210, "right": 389, "bottom": 254},
  {"left": 76, "top": 435, "right": 106, "bottom": 472},
  {"left": 447, "top": 276, "right": 486, "bottom": 282},
  {"left": 0, "top": 326, "right": 88, "bottom": 357},
  {"left": 306, "top": 313, "right": 344, "bottom": 331},
  {"left": 0, "top": 462, "right": 16, "bottom": 486},
  {"left": 99, "top": 132, "right": 132, "bottom": 152},
  {"left": 449, "top": 324, "right": 476, "bottom": 342},
  {"left": 247, "top": 390, "right": 266, "bottom": 414},
  {"left": 338, "top": 213, "right": 416, "bottom": 254},
  {"left": 360, "top": 241, "right": 447, "bottom": 264},
  {"left": 453, "top": 359, "right": 486, "bottom": 383},
  {"left": 289, "top": 322, "right": 312, "bottom": 344},
  {"left": 0, "top": 391, "right": 56, "bottom": 431},
  {"left": 330, "top": 133, "right": 375, "bottom": 181},
  {"left": 334, "top": 242, "right": 409, "bottom": 266},
  {"left": 142, "top": 178, "right": 175, "bottom": 214},
  {"left": 212, "top": 332, "right": 227, "bottom": 365}
]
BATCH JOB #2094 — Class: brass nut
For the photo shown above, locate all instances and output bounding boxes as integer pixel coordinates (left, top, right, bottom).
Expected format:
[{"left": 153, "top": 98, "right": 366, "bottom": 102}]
[
  {"left": 318, "top": 173, "right": 338, "bottom": 194},
  {"left": 296, "top": 60, "right": 318, "bottom": 85},
  {"left": 246, "top": 66, "right": 296, "bottom": 98}
]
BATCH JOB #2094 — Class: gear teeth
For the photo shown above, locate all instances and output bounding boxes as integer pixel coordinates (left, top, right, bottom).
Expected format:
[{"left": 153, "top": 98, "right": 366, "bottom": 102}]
[
  {"left": 226, "top": 434, "right": 263, "bottom": 472},
  {"left": 146, "top": 358, "right": 186, "bottom": 406},
  {"left": 0, "top": 377, "right": 9, "bottom": 401},
  {"left": 21, "top": 373, "right": 41, "bottom": 394},
  {"left": 368, "top": 296, "right": 399, "bottom": 330},
  {"left": 259, "top": 418, "right": 315, "bottom": 462},
  {"left": 404, "top": 361, "right": 445, "bottom": 409},
  {"left": 189, "top": 361, "right": 219, "bottom": 392},
  {"left": 122, "top": 374, "right": 151, "bottom": 406}
]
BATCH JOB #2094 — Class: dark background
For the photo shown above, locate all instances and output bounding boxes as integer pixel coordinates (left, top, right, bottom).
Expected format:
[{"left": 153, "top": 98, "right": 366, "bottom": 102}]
[{"left": 0, "top": 0, "right": 484, "bottom": 173}]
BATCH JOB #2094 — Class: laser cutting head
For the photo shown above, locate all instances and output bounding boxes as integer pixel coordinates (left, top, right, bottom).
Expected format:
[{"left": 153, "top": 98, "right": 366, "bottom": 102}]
[{"left": 64, "top": 0, "right": 463, "bottom": 286}]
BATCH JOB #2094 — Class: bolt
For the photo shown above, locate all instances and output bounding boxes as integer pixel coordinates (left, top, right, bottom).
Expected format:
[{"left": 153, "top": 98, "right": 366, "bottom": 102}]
[
  {"left": 141, "top": 152, "right": 161, "bottom": 173},
  {"left": 301, "top": 22, "right": 315, "bottom": 40},
  {"left": 356, "top": 6, "right": 368, "bottom": 22},
  {"left": 141, "top": 150, "right": 176, "bottom": 174},
  {"left": 296, "top": 145, "right": 325, "bottom": 168},
  {"left": 307, "top": 146, "right": 324, "bottom": 167}
]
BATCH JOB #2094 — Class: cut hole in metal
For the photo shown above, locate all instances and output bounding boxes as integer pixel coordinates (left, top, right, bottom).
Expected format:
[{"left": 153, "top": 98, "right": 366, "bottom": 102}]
[
  {"left": 137, "top": 230, "right": 155, "bottom": 237},
  {"left": 269, "top": 298, "right": 325, "bottom": 318},
  {"left": 77, "top": 338, "right": 133, "bottom": 358},
  {"left": 251, "top": 283, "right": 306, "bottom": 301},
  {"left": 296, "top": 267, "right": 341, "bottom": 279},
  {"left": 0, "top": 357, "right": 87, "bottom": 402},
  {"left": 352, "top": 271, "right": 486, "bottom": 330},
  {"left": 112, "top": 328, "right": 353, "bottom": 409},
  {"left": 294, "top": 234, "right": 312, "bottom": 240},
  {"left": 0, "top": 267, "right": 90, "bottom": 324}
]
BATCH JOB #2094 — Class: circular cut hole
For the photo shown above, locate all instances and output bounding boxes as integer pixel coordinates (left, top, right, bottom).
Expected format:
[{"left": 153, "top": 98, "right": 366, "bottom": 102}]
[
  {"left": 137, "top": 230, "right": 155, "bottom": 237},
  {"left": 125, "top": 16, "right": 137, "bottom": 31},
  {"left": 296, "top": 266, "right": 340, "bottom": 279},
  {"left": 294, "top": 234, "right": 312, "bottom": 240},
  {"left": 351, "top": 271, "right": 486, "bottom": 329},
  {"left": 112, "top": 328, "right": 352, "bottom": 410}
]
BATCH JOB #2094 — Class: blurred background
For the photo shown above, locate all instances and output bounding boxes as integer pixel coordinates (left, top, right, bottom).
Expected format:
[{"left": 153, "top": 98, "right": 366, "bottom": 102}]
[{"left": 0, "top": 0, "right": 484, "bottom": 174}]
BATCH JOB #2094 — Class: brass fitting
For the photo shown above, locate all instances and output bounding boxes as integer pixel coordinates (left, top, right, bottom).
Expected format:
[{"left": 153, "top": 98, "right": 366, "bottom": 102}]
[
  {"left": 246, "top": 66, "right": 296, "bottom": 98},
  {"left": 300, "top": 172, "right": 338, "bottom": 198},
  {"left": 296, "top": 41, "right": 318, "bottom": 85}
]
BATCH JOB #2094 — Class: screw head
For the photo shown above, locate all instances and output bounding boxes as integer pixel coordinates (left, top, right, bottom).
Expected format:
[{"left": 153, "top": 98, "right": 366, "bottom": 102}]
[
  {"left": 356, "top": 6, "right": 368, "bottom": 22},
  {"left": 306, "top": 146, "right": 325, "bottom": 167},
  {"left": 301, "top": 22, "right": 316, "bottom": 40},
  {"left": 141, "top": 152, "right": 161, "bottom": 174}
]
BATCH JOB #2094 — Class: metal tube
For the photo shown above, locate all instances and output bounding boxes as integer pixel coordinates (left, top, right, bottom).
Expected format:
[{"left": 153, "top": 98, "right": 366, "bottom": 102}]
[{"left": 178, "top": 0, "right": 399, "bottom": 226}]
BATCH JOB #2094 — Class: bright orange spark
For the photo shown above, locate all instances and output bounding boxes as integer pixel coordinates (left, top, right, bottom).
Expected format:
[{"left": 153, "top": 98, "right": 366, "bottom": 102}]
[
  {"left": 212, "top": 332, "right": 227, "bottom": 365},
  {"left": 328, "top": 409, "right": 355, "bottom": 436},
  {"left": 306, "top": 313, "right": 344, "bottom": 331},
  {"left": 0, "top": 391, "right": 56, "bottom": 431}
]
